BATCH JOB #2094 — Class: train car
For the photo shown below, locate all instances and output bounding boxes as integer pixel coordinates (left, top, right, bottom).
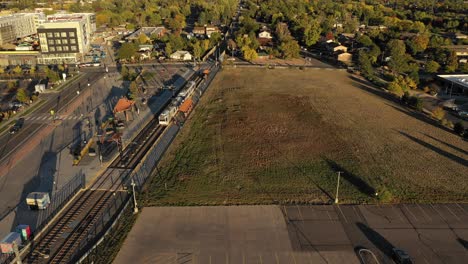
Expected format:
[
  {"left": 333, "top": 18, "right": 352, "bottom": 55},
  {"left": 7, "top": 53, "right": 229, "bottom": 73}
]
[
  {"left": 178, "top": 81, "right": 196, "bottom": 99},
  {"left": 158, "top": 104, "right": 178, "bottom": 125}
]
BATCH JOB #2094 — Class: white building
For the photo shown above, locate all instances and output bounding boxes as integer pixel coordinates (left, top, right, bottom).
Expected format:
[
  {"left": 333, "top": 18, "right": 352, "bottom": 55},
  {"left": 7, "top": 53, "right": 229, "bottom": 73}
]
[
  {"left": 37, "top": 13, "right": 96, "bottom": 64},
  {"left": 258, "top": 30, "right": 272, "bottom": 39},
  {"left": 170, "top": 50, "right": 192, "bottom": 61},
  {"left": 0, "top": 14, "right": 36, "bottom": 45}
]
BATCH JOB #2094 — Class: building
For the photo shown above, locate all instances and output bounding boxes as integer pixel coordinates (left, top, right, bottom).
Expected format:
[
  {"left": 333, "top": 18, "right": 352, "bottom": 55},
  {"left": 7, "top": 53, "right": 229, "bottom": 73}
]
[
  {"left": 0, "top": 51, "right": 39, "bottom": 66},
  {"left": 37, "top": 13, "right": 96, "bottom": 64},
  {"left": 192, "top": 26, "right": 205, "bottom": 35},
  {"left": 170, "top": 50, "right": 192, "bottom": 61},
  {"left": 437, "top": 74, "right": 468, "bottom": 97},
  {"left": 126, "top": 26, "right": 166, "bottom": 41},
  {"left": 337, "top": 52, "right": 353, "bottom": 63},
  {"left": 258, "top": 30, "right": 272, "bottom": 39},
  {"left": 0, "top": 14, "right": 36, "bottom": 45},
  {"left": 205, "top": 25, "right": 220, "bottom": 38}
]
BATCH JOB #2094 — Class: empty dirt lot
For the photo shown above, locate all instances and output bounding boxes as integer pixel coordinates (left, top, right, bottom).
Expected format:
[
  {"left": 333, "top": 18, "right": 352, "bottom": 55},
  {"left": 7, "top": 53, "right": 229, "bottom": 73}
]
[{"left": 143, "top": 68, "right": 468, "bottom": 205}]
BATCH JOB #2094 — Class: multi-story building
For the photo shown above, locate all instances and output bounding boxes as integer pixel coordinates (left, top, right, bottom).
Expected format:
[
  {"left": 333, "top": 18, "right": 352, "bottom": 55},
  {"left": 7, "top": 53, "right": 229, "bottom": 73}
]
[
  {"left": 37, "top": 13, "right": 96, "bottom": 64},
  {"left": 0, "top": 14, "right": 36, "bottom": 45}
]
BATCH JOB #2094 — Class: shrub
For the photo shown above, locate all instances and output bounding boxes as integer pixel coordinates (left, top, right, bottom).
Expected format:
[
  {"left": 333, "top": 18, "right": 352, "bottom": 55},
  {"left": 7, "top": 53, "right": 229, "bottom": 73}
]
[
  {"left": 432, "top": 107, "right": 445, "bottom": 120},
  {"left": 387, "top": 81, "right": 404, "bottom": 97},
  {"left": 423, "top": 86, "right": 430, "bottom": 93},
  {"left": 441, "top": 119, "right": 453, "bottom": 128},
  {"left": 454, "top": 122, "right": 465, "bottom": 135},
  {"left": 377, "top": 188, "right": 394, "bottom": 203}
]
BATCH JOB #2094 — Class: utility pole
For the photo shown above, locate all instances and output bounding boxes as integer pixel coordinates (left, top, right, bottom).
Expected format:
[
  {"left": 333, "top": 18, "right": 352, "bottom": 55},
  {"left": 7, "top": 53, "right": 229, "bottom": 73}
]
[{"left": 335, "top": 171, "right": 342, "bottom": 204}]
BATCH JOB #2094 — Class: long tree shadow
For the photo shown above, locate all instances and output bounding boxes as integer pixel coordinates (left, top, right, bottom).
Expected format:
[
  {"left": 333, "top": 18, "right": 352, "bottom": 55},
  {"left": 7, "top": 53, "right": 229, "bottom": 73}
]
[
  {"left": 422, "top": 133, "right": 468, "bottom": 156},
  {"left": 399, "top": 131, "right": 468, "bottom": 167},
  {"left": 386, "top": 104, "right": 453, "bottom": 134},
  {"left": 325, "top": 159, "right": 376, "bottom": 198},
  {"left": 357, "top": 222, "right": 395, "bottom": 259}
]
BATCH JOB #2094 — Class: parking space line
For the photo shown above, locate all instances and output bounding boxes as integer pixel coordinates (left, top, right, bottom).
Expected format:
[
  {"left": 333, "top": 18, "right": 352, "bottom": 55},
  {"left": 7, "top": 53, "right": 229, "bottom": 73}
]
[
  {"left": 336, "top": 205, "right": 348, "bottom": 223},
  {"left": 325, "top": 209, "right": 332, "bottom": 221},
  {"left": 259, "top": 254, "right": 263, "bottom": 264},
  {"left": 296, "top": 205, "right": 304, "bottom": 221},
  {"left": 391, "top": 205, "right": 405, "bottom": 222},
  {"left": 430, "top": 204, "right": 447, "bottom": 222},
  {"left": 417, "top": 204, "right": 432, "bottom": 221},
  {"left": 275, "top": 252, "right": 280, "bottom": 264},
  {"left": 444, "top": 204, "right": 461, "bottom": 221},
  {"left": 402, "top": 204, "right": 419, "bottom": 221},
  {"left": 242, "top": 251, "right": 245, "bottom": 264},
  {"left": 455, "top": 203, "right": 467, "bottom": 214},
  {"left": 418, "top": 249, "right": 430, "bottom": 264},
  {"left": 291, "top": 251, "right": 297, "bottom": 264},
  {"left": 352, "top": 206, "right": 364, "bottom": 222}
]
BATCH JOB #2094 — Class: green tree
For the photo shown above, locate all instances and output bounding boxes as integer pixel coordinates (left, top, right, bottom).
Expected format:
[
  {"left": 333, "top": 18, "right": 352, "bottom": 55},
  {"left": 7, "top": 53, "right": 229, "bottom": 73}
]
[
  {"left": 279, "top": 39, "right": 300, "bottom": 59},
  {"left": 242, "top": 46, "right": 258, "bottom": 61},
  {"left": 16, "top": 88, "right": 28, "bottom": 103},
  {"left": 138, "top": 33, "right": 151, "bottom": 44},
  {"left": 406, "top": 34, "right": 429, "bottom": 55},
  {"left": 357, "top": 35, "right": 373, "bottom": 47},
  {"left": 387, "top": 39, "right": 409, "bottom": 74},
  {"left": 275, "top": 22, "right": 291, "bottom": 42},
  {"left": 45, "top": 68, "right": 60, "bottom": 82},
  {"left": 302, "top": 20, "right": 321, "bottom": 46},
  {"left": 128, "top": 81, "right": 138, "bottom": 99},
  {"left": 445, "top": 51, "right": 458, "bottom": 73},
  {"left": 358, "top": 51, "right": 373, "bottom": 76},
  {"left": 0, "top": 66, "right": 4, "bottom": 74},
  {"left": 118, "top": 43, "right": 137, "bottom": 60},
  {"left": 165, "top": 43, "right": 173, "bottom": 56},
  {"left": 7, "top": 81, "right": 17, "bottom": 90},
  {"left": 387, "top": 81, "right": 404, "bottom": 97},
  {"left": 13, "top": 65, "right": 22, "bottom": 75},
  {"left": 431, "top": 107, "right": 445, "bottom": 121},
  {"left": 192, "top": 41, "right": 203, "bottom": 60},
  {"left": 425, "top": 61, "right": 440, "bottom": 73}
]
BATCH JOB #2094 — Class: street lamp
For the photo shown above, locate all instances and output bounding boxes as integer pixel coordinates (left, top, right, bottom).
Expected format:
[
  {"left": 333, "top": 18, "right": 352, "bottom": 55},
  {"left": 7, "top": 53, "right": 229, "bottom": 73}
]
[
  {"left": 131, "top": 178, "right": 139, "bottom": 214},
  {"left": 335, "top": 171, "right": 342, "bottom": 204}
]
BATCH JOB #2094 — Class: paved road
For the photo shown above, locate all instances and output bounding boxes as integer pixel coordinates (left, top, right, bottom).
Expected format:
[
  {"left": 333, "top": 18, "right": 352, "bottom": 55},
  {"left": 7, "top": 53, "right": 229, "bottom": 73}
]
[
  {"left": 0, "top": 72, "right": 101, "bottom": 165},
  {"left": 115, "top": 204, "right": 468, "bottom": 264}
]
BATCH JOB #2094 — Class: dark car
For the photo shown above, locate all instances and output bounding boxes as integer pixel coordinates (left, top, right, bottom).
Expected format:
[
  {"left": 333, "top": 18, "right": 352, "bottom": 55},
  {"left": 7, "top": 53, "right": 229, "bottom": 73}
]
[
  {"left": 392, "top": 248, "right": 412, "bottom": 264},
  {"left": 9, "top": 118, "right": 25, "bottom": 134}
]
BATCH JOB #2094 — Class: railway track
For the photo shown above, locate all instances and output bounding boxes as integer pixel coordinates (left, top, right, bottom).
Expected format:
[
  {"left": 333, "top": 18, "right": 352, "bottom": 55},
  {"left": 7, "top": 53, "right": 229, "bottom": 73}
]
[{"left": 23, "top": 168, "right": 122, "bottom": 263}]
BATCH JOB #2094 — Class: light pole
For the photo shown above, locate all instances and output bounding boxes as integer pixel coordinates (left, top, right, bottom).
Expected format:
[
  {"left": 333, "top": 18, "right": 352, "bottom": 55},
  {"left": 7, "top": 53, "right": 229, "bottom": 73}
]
[
  {"left": 131, "top": 178, "right": 139, "bottom": 214},
  {"left": 335, "top": 171, "right": 342, "bottom": 204}
]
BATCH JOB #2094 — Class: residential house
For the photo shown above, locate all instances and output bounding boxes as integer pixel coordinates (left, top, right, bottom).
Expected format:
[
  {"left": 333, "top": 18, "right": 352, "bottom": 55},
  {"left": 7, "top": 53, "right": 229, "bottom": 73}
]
[
  {"left": 126, "top": 26, "right": 166, "bottom": 41},
  {"left": 113, "top": 97, "right": 135, "bottom": 121},
  {"left": 337, "top": 52, "right": 353, "bottom": 64},
  {"left": 170, "top": 50, "right": 192, "bottom": 61},
  {"left": 205, "top": 25, "right": 220, "bottom": 38},
  {"left": 442, "top": 45, "right": 468, "bottom": 64},
  {"left": 258, "top": 30, "right": 272, "bottom": 39},
  {"left": 192, "top": 26, "right": 205, "bottom": 35}
]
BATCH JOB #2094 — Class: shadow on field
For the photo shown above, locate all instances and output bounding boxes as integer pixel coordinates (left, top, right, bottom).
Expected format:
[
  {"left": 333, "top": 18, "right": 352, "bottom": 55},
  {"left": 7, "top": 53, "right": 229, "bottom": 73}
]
[
  {"left": 325, "top": 159, "right": 376, "bottom": 198},
  {"left": 422, "top": 133, "right": 468, "bottom": 156},
  {"left": 457, "top": 238, "right": 468, "bottom": 250},
  {"left": 399, "top": 131, "right": 468, "bottom": 167},
  {"left": 348, "top": 76, "right": 398, "bottom": 104},
  {"left": 386, "top": 104, "right": 453, "bottom": 134},
  {"left": 357, "top": 222, "right": 394, "bottom": 259}
]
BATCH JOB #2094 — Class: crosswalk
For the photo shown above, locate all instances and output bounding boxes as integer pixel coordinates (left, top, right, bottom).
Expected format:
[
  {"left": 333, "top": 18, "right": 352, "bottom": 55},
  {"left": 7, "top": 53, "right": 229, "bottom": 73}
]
[{"left": 23, "top": 114, "right": 83, "bottom": 122}]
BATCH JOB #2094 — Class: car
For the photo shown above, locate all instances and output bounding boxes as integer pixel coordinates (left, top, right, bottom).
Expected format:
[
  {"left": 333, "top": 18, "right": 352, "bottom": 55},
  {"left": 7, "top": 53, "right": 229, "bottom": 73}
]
[
  {"left": 116, "top": 120, "right": 125, "bottom": 130},
  {"left": 105, "top": 127, "right": 115, "bottom": 135},
  {"left": 9, "top": 118, "right": 25, "bottom": 134},
  {"left": 458, "top": 110, "right": 468, "bottom": 119},
  {"left": 392, "top": 248, "right": 412, "bottom": 264}
]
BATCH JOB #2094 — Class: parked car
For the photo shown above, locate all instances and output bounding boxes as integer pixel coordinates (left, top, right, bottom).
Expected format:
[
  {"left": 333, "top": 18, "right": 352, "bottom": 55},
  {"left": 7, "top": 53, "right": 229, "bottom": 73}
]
[
  {"left": 88, "top": 147, "right": 97, "bottom": 157},
  {"left": 116, "top": 120, "right": 125, "bottom": 130},
  {"left": 392, "top": 248, "right": 412, "bottom": 264},
  {"left": 458, "top": 110, "right": 468, "bottom": 119},
  {"left": 9, "top": 118, "right": 24, "bottom": 134}
]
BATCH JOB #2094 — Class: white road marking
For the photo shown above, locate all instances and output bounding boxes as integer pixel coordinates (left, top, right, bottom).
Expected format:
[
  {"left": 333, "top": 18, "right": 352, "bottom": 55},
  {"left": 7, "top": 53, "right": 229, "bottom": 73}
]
[
  {"left": 444, "top": 204, "right": 461, "bottom": 221},
  {"left": 417, "top": 204, "right": 432, "bottom": 221},
  {"left": 336, "top": 205, "right": 348, "bottom": 223},
  {"left": 403, "top": 204, "right": 419, "bottom": 222}
]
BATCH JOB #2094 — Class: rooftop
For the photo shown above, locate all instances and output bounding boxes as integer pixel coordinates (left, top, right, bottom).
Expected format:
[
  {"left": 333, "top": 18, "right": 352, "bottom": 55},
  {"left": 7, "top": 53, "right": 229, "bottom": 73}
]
[
  {"left": 127, "top": 26, "right": 166, "bottom": 39},
  {"left": 438, "top": 74, "right": 468, "bottom": 89}
]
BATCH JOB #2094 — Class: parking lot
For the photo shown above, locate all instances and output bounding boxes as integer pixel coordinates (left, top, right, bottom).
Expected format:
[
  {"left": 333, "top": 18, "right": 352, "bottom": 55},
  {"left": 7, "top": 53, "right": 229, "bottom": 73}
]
[{"left": 115, "top": 204, "right": 468, "bottom": 264}]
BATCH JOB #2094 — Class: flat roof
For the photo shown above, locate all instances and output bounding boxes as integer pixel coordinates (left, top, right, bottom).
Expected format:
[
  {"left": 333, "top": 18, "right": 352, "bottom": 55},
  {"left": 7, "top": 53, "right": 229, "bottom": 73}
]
[{"left": 438, "top": 74, "right": 468, "bottom": 89}]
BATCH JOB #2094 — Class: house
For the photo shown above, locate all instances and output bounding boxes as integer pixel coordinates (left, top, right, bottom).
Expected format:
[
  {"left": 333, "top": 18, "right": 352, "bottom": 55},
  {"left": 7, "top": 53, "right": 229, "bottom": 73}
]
[
  {"left": 443, "top": 45, "right": 468, "bottom": 57},
  {"left": 192, "top": 26, "right": 205, "bottom": 35},
  {"left": 205, "top": 26, "right": 220, "bottom": 37},
  {"left": 126, "top": 26, "right": 166, "bottom": 41},
  {"left": 327, "top": 42, "right": 348, "bottom": 53},
  {"left": 258, "top": 30, "right": 272, "bottom": 39},
  {"left": 337, "top": 52, "right": 353, "bottom": 63},
  {"left": 170, "top": 50, "right": 192, "bottom": 61},
  {"left": 257, "top": 37, "right": 273, "bottom": 49}
]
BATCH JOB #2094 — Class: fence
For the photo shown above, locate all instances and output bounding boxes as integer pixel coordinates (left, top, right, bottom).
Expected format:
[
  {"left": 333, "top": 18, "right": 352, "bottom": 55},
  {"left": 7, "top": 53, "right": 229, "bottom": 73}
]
[{"left": 0, "top": 171, "right": 85, "bottom": 264}]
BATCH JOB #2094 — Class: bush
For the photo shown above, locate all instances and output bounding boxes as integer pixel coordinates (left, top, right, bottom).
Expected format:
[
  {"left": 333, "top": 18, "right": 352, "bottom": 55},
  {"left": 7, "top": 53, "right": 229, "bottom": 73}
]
[
  {"left": 454, "top": 122, "right": 465, "bottom": 135},
  {"left": 431, "top": 107, "right": 445, "bottom": 120},
  {"left": 377, "top": 188, "right": 394, "bottom": 203},
  {"left": 441, "top": 119, "right": 453, "bottom": 128}
]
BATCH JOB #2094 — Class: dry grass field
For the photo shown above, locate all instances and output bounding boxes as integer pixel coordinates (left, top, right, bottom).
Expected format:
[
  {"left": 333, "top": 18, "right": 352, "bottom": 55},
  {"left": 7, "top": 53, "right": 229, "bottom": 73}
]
[{"left": 142, "top": 68, "right": 468, "bottom": 205}]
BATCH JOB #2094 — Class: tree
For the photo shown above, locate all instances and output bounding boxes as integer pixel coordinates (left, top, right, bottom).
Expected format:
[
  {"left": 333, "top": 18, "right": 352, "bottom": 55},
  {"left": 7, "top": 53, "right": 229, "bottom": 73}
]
[
  {"left": 118, "top": 43, "right": 137, "bottom": 61},
  {"left": 445, "top": 51, "right": 458, "bottom": 73},
  {"left": 242, "top": 46, "right": 258, "bottom": 61},
  {"left": 16, "top": 88, "right": 28, "bottom": 103},
  {"left": 425, "top": 60, "right": 440, "bottom": 73},
  {"left": 387, "top": 39, "right": 409, "bottom": 74},
  {"left": 358, "top": 51, "right": 373, "bottom": 76},
  {"left": 0, "top": 66, "right": 4, "bottom": 74},
  {"left": 275, "top": 22, "right": 291, "bottom": 42},
  {"left": 387, "top": 81, "right": 404, "bottom": 97},
  {"left": 138, "top": 33, "right": 151, "bottom": 44},
  {"left": 165, "top": 43, "right": 173, "bottom": 56},
  {"left": 13, "top": 65, "right": 22, "bottom": 75},
  {"left": 45, "top": 68, "right": 60, "bottom": 82},
  {"left": 7, "top": 81, "right": 17, "bottom": 90},
  {"left": 58, "top": 64, "right": 65, "bottom": 72},
  {"left": 406, "top": 34, "right": 429, "bottom": 54},
  {"left": 128, "top": 81, "right": 138, "bottom": 99},
  {"left": 166, "top": 14, "right": 186, "bottom": 34},
  {"left": 302, "top": 20, "right": 321, "bottom": 46},
  {"left": 192, "top": 41, "right": 203, "bottom": 60},
  {"left": 357, "top": 35, "right": 373, "bottom": 47},
  {"left": 431, "top": 107, "right": 445, "bottom": 121},
  {"left": 279, "top": 39, "right": 300, "bottom": 59}
]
